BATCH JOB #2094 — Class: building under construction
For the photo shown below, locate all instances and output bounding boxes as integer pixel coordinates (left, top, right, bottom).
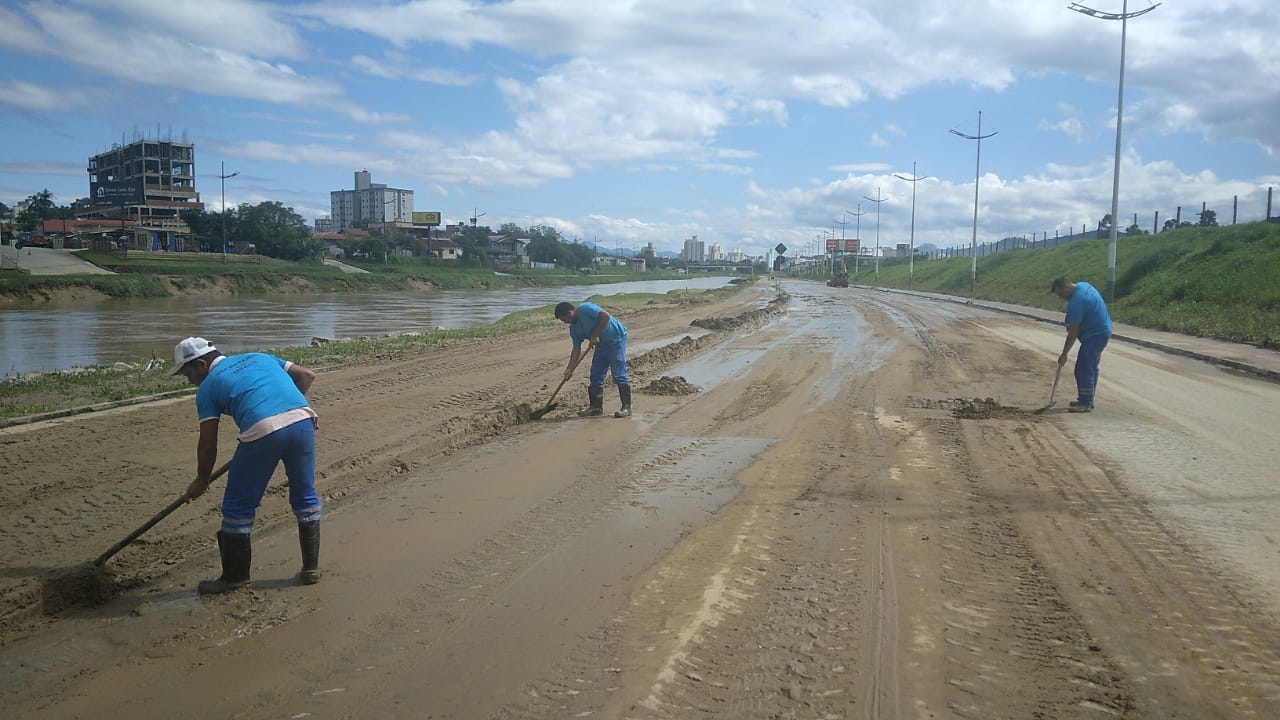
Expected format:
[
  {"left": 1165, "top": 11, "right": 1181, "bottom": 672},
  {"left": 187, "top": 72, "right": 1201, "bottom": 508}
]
[{"left": 78, "top": 132, "right": 204, "bottom": 250}]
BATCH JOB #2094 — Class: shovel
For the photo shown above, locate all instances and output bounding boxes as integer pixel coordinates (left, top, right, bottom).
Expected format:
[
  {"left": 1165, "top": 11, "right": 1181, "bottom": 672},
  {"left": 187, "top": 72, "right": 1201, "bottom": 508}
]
[
  {"left": 94, "top": 461, "right": 231, "bottom": 568},
  {"left": 44, "top": 461, "right": 230, "bottom": 608},
  {"left": 529, "top": 377, "right": 569, "bottom": 420},
  {"left": 1033, "top": 364, "right": 1063, "bottom": 415}
]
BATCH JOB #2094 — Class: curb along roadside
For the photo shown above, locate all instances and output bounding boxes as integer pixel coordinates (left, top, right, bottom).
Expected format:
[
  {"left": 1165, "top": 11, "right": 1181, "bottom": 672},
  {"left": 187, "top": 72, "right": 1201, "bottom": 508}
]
[
  {"left": 0, "top": 388, "right": 195, "bottom": 431},
  {"left": 862, "top": 285, "right": 1280, "bottom": 385}
]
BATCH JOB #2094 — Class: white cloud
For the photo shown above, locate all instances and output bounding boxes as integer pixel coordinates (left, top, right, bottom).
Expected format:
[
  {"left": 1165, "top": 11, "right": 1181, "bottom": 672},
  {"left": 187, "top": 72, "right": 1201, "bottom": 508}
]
[
  {"left": 81, "top": 0, "right": 308, "bottom": 58},
  {"left": 351, "top": 54, "right": 481, "bottom": 86},
  {"left": 0, "top": 81, "right": 69, "bottom": 112}
]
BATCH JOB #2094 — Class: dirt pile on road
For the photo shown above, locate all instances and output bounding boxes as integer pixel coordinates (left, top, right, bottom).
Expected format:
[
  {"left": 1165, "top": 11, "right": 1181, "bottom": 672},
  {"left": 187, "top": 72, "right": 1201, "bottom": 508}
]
[{"left": 641, "top": 376, "right": 701, "bottom": 395}]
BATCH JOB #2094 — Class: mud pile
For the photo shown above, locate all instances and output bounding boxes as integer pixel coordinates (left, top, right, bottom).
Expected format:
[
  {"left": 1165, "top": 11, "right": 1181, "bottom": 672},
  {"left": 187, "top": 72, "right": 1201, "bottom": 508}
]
[{"left": 642, "top": 376, "right": 701, "bottom": 395}]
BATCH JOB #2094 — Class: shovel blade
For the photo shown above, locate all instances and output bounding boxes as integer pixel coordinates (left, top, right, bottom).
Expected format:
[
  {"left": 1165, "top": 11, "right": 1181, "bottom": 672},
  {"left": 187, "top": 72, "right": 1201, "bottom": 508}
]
[{"left": 529, "top": 402, "right": 558, "bottom": 420}]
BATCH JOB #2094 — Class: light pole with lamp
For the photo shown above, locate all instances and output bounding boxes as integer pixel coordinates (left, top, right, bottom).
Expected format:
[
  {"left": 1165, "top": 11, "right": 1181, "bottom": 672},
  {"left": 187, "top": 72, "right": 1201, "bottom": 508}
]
[
  {"left": 217, "top": 161, "right": 239, "bottom": 262},
  {"left": 862, "top": 188, "right": 887, "bottom": 284},
  {"left": 845, "top": 205, "right": 865, "bottom": 276},
  {"left": 894, "top": 162, "right": 930, "bottom": 290},
  {"left": 1069, "top": 0, "right": 1160, "bottom": 303},
  {"left": 950, "top": 112, "right": 998, "bottom": 299},
  {"left": 834, "top": 215, "right": 848, "bottom": 274},
  {"left": 381, "top": 193, "right": 399, "bottom": 265}
]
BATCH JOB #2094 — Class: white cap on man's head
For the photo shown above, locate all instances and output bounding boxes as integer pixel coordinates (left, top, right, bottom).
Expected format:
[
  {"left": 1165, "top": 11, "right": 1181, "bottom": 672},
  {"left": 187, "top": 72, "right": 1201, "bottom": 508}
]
[{"left": 170, "top": 337, "right": 216, "bottom": 374}]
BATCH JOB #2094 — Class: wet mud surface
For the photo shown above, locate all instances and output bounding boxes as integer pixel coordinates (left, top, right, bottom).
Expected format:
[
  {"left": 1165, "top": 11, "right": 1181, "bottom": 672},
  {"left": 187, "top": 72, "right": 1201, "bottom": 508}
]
[{"left": 3, "top": 280, "right": 1279, "bottom": 720}]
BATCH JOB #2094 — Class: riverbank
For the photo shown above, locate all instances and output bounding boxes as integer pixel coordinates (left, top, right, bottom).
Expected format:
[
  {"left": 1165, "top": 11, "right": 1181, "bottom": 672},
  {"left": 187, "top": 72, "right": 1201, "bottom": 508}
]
[
  {"left": 0, "top": 282, "right": 752, "bottom": 422},
  {"left": 0, "top": 249, "right": 706, "bottom": 305}
]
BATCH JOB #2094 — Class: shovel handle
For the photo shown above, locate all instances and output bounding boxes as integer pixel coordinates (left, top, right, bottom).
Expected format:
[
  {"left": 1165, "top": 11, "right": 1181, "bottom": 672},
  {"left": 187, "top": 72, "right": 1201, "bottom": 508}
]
[
  {"left": 546, "top": 376, "right": 569, "bottom": 405},
  {"left": 93, "top": 461, "right": 231, "bottom": 567}
]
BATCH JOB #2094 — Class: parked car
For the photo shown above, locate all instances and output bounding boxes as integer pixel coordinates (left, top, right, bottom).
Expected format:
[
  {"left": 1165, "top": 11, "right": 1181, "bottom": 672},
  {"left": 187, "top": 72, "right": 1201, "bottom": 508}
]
[{"left": 16, "top": 235, "right": 53, "bottom": 249}]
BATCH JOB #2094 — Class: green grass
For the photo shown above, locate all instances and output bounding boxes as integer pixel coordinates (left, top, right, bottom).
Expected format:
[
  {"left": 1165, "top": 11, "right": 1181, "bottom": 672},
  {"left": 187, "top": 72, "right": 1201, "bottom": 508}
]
[
  {"left": 1, "top": 252, "right": 724, "bottom": 297},
  {"left": 832, "top": 221, "right": 1280, "bottom": 347}
]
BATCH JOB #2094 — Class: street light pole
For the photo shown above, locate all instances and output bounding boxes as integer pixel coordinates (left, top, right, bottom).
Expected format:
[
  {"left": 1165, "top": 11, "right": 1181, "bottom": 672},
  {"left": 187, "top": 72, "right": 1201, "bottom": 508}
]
[
  {"left": 845, "top": 205, "right": 865, "bottom": 275},
  {"left": 1070, "top": 0, "right": 1160, "bottom": 303},
  {"left": 950, "top": 111, "right": 998, "bottom": 299},
  {"left": 217, "top": 161, "right": 239, "bottom": 262},
  {"left": 862, "top": 188, "right": 887, "bottom": 284},
  {"left": 894, "top": 161, "right": 930, "bottom": 290}
]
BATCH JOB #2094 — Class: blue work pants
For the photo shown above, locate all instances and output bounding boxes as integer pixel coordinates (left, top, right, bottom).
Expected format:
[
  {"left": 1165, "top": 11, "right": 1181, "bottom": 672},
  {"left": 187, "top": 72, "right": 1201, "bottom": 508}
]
[
  {"left": 1074, "top": 334, "right": 1109, "bottom": 406},
  {"left": 589, "top": 336, "right": 629, "bottom": 388},
  {"left": 220, "top": 419, "right": 321, "bottom": 536}
]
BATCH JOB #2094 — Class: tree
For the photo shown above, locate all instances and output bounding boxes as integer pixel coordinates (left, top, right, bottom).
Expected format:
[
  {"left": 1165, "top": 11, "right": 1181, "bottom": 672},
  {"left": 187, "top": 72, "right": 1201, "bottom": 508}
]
[
  {"left": 1096, "top": 213, "right": 1113, "bottom": 239},
  {"left": 498, "top": 222, "right": 525, "bottom": 236},
  {"left": 1197, "top": 209, "right": 1219, "bottom": 227},
  {"left": 1162, "top": 218, "right": 1192, "bottom": 232},
  {"left": 16, "top": 189, "right": 55, "bottom": 231},
  {"left": 452, "top": 224, "right": 492, "bottom": 265},
  {"left": 1124, "top": 223, "right": 1148, "bottom": 236},
  {"left": 559, "top": 241, "right": 595, "bottom": 270},
  {"left": 237, "top": 201, "right": 321, "bottom": 260}
]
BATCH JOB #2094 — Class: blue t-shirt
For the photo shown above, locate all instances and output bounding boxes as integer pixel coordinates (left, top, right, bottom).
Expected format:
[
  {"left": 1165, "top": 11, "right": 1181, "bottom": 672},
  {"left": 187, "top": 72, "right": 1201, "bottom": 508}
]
[
  {"left": 195, "top": 353, "right": 308, "bottom": 429},
  {"left": 568, "top": 302, "right": 627, "bottom": 347},
  {"left": 1064, "top": 281, "right": 1113, "bottom": 341}
]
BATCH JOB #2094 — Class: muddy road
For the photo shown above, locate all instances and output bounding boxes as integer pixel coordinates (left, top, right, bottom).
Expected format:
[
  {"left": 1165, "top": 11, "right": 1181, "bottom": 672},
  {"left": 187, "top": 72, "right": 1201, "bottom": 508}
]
[{"left": 2, "top": 280, "right": 1278, "bottom": 719}]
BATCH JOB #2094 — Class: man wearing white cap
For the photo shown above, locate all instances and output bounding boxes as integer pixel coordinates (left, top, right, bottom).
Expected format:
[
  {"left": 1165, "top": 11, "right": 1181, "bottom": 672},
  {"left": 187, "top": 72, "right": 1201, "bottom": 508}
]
[{"left": 171, "top": 337, "right": 322, "bottom": 594}]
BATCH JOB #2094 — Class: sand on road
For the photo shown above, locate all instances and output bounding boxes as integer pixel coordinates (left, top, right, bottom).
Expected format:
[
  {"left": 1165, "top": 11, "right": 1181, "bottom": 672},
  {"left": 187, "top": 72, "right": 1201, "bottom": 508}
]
[{"left": 2, "top": 279, "right": 1278, "bottom": 719}]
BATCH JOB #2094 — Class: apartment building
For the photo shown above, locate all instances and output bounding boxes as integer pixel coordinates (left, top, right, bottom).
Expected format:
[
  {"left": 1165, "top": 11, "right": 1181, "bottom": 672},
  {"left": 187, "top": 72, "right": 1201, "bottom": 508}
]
[
  {"left": 80, "top": 134, "right": 204, "bottom": 247},
  {"left": 330, "top": 171, "right": 414, "bottom": 231}
]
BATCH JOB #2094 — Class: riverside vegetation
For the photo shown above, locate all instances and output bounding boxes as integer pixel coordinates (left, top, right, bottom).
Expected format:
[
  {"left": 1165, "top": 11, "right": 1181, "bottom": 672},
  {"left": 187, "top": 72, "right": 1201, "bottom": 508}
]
[
  {"left": 0, "top": 286, "right": 736, "bottom": 422},
  {"left": 2, "top": 222, "right": 1277, "bottom": 421}
]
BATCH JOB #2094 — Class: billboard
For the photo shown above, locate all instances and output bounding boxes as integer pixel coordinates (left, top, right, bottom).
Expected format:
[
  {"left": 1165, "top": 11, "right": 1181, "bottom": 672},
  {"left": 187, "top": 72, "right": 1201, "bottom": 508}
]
[
  {"left": 91, "top": 178, "right": 144, "bottom": 205},
  {"left": 412, "top": 211, "right": 442, "bottom": 226},
  {"left": 825, "top": 238, "right": 861, "bottom": 253}
]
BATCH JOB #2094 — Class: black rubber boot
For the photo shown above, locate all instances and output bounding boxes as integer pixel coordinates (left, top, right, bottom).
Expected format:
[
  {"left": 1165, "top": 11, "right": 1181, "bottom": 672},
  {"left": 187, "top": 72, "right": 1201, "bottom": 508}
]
[
  {"left": 579, "top": 386, "right": 605, "bottom": 416},
  {"left": 614, "top": 384, "right": 632, "bottom": 418},
  {"left": 198, "top": 531, "right": 252, "bottom": 595},
  {"left": 298, "top": 521, "right": 321, "bottom": 584}
]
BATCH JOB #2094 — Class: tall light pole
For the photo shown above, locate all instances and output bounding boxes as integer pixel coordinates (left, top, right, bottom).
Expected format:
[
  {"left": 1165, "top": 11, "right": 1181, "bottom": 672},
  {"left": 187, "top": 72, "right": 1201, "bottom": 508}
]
[
  {"left": 1070, "top": 1, "right": 1160, "bottom": 303},
  {"left": 894, "top": 161, "right": 930, "bottom": 290},
  {"left": 950, "top": 111, "right": 998, "bottom": 299},
  {"left": 382, "top": 194, "right": 398, "bottom": 265},
  {"left": 862, "top": 188, "right": 887, "bottom": 284},
  {"left": 217, "top": 161, "right": 239, "bottom": 261},
  {"left": 845, "top": 205, "right": 865, "bottom": 275}
]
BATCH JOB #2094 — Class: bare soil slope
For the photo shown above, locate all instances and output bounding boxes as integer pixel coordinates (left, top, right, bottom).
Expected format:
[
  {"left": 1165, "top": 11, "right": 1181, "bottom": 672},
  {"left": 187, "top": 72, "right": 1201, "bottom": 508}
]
[{"left": 2, "top": 280, "right": 1278, "bottom": 720}]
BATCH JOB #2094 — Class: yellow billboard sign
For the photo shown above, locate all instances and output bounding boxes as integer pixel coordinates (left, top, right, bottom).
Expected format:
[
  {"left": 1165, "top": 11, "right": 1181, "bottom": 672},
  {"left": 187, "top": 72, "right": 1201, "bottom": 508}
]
[{"left": 412, "top": 211, "right": 442, "bottom": 226}]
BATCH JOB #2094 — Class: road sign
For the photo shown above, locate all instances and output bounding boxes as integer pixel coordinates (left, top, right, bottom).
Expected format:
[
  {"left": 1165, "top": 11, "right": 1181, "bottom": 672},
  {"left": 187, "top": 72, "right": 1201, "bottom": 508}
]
[{"left": 775, "top": 243, "right": 787, "bottom": 255}]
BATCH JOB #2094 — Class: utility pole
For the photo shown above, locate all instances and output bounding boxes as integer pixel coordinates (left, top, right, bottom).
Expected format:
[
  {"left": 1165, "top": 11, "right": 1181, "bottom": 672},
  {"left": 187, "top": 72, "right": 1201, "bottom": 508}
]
[
  {"left": 845, "top": 205, "right": 865, "bottom": 275},
  {"left": 950, "top": 111, "right": 998, "bottom": 299},
  {"left": 894, "top": 161, "right": 930, "bottom": 290},
  {"left": 1069, "top": 0, "right": 1160, "bottom": 303},
  {"left": 217, "top": 161, "right": 239, "bottom": 262},
  {"left": 862, "top": 188, "right": 887, "bottom": 284}
]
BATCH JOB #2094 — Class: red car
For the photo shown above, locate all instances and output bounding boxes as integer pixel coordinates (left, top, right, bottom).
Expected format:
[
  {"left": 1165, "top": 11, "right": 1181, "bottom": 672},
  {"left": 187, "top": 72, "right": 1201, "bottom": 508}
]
[{"left": 16, "top": 235, "right": 53, "bottom": 249}]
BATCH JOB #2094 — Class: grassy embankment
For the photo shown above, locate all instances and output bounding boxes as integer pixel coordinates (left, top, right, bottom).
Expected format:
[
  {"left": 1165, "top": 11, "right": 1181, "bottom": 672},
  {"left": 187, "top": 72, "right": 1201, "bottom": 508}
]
[
  {"left": 0, "top": 283, "right": 745, "bottom": 423},
  {"left": 817, "top": 222, "right": 1280, "bottom": 347},
  {"left": 0, "top": 250, "right": 698, "bottom": 299}
]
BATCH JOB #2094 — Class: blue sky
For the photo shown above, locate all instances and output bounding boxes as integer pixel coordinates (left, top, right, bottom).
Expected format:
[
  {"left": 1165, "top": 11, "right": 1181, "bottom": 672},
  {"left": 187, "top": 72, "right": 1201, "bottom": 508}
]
[{"left": 1, "top": 0, "right": 1277, "bottom": 259}]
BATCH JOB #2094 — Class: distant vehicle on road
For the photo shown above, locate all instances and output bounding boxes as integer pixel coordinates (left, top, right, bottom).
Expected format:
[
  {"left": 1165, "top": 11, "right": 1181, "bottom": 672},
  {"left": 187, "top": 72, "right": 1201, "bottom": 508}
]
[{"left": 15, "top": 235, "right": 53, "bottom": 249}]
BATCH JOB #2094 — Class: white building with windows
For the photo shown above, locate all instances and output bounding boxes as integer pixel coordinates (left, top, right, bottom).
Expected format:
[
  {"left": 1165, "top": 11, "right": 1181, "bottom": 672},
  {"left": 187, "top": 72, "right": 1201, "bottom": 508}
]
[
  {"left": 330, "top": 170, "right": 413, "bottom": 231},
  {"left": 681, "top": 234, "right": 705, "bottom": 262}
]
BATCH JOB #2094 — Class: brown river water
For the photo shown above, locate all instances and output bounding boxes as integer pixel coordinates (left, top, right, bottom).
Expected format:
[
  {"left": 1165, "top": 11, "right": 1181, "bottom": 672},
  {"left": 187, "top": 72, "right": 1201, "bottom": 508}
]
[{"left": 0, "top": 277, "right": 733, "bottom": 377}]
